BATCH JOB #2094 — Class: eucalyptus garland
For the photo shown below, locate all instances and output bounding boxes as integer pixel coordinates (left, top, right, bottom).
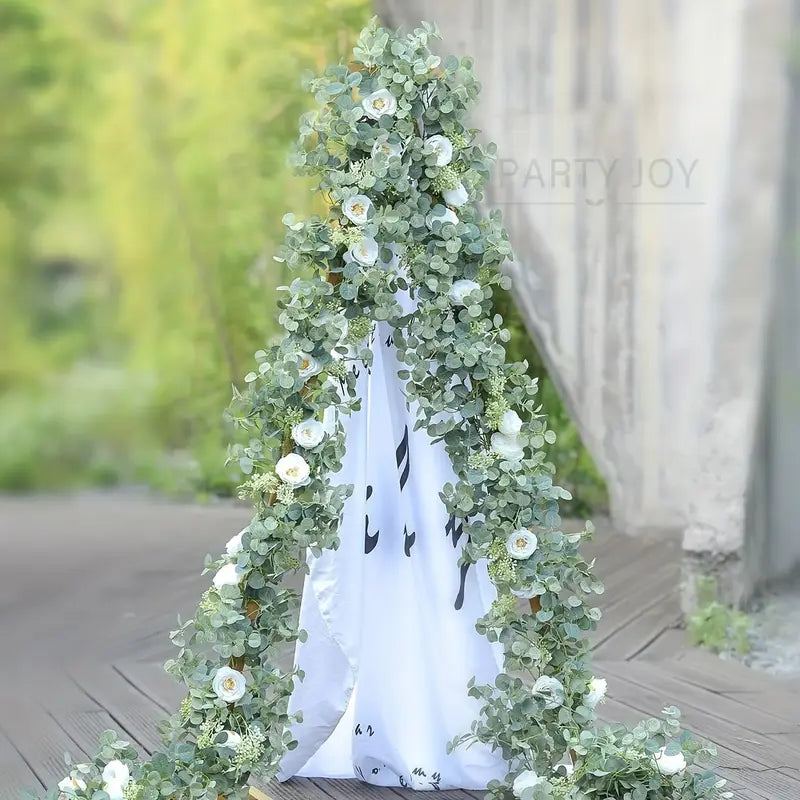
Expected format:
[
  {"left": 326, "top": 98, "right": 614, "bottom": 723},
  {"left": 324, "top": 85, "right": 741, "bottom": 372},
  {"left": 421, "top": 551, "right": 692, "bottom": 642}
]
[{"left": 50, "top": 19, "right": 731, "bottom": 800}]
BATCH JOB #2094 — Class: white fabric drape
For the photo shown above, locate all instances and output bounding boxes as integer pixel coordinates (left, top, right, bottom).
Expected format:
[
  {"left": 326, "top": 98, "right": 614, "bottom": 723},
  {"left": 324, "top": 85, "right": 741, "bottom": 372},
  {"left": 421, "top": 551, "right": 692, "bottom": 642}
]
[{"left": 277, "top": 306, "right": 507, "bottom": 790}]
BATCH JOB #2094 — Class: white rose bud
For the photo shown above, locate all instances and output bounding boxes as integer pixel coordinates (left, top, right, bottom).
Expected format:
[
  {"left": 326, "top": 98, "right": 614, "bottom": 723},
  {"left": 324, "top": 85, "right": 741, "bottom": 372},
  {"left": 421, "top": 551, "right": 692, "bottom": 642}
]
[
  {"left": 425, "top": 134, "right": 454, "bottom": 166},
  {"left": 443, "top": 181, "right": 469, "bottom": 207},
  {"left": 512, "top": 770, "right": 546, "bottom": 798},
  {"left": 585, "top": 677, "right": 608, "bottom": 709},
  {"left": 654, "top": 747, "right": 687, "bottom": 775},
  {"left": 212, "top": 666, "right": 247, "bottom": 703},
  {"left": 532, "top": 674, "right": 565, "bottom": 709},
  {"left": 297, "top": 352, "right": 321, "bottom": 379},
  {"left": 491, "top": 431, "right": 525, "bottom": 461},
  {"left": 225, "top": 529, "right": 245, "bottom": 558},
  {"left": 448, "top": 279, "right": 481, "bottom": 306},
  {"left": 219, "top": 730, "right": 242, "bottom": 750},
  {"left": 372, "top": 139, "right": 403, "bottom": 159},
  {"left": 213, "top": 562, "right": 245, "bottom": 589},
  {"left": 292, "top": 419, "right": 326, "bottom": 449},
  {"left": 342, "top": 194, "right": 372, "bottom": 226},
  {"left": 349, "top": 237, "right": 379, "bottom": 266},
  {"left": 275, "top": 453, "right": 311, "bottom": 486},
  {"left": 506, "top": 529, "right": 538, "bottom": 560},
  {"left": 499, "top": 409, "right": 523, "bottom": 437},
  {"left": 58, "top": 777, "right": 87, "bottom": 795},
  {"left": 426, "top": 207, "right": 459, "bottom": 229},
  {"left": 362, "top": 89, "right": 397, "bottom": 120}
]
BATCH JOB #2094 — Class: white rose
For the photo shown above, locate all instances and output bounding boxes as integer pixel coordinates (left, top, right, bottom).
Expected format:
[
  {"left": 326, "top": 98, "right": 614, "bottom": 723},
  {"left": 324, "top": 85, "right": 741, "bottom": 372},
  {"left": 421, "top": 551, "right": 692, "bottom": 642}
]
[
  {"left": 104, "top": 783, "right": 125, "bottom": 800},
  {"left": 212, "top": 666, "right": 247, "bottom": 703},
  {"left": 342, "top": 194, "right": 372, "bottom": 226},
  {"left": 448, "top": 279, "right": 481, "bottom": 306},
  {"left": 213, "top": 562, "right": 245, "bottom": 589},
  {"left": 532, "top": 675, "right": 565, "bottom": 709},
  {"left": 362, "top": 89, "right": 397, "bottom": 120},
  {"left": 225, "top": 529, "right": 245, "bottom": 558},
  {"left": 491, "top": 432, "right": 525, "bottom": 461},
  {"left": 219, "top": 730, "right": 242, "bottom": 750},
  {"left": 297, "top": 352, "right": 321, "bottom": 379},
  {"left": 102, "top": 762, "right": 130, "bottom": 798},
  {"left": 585, "top": 677, "right": 607, "bottom": 709},
  {"left": 499, "top": 409, "right": 523, "bottom": 437},
  {"left": 426, "top": 207, "right": 459, "bottom": 229},
  {"left": 443, "top": 181, "right": 469, "bottom": 207},
  {"left": 511, "top": 585, "right": 539, "bottom": 599},
  {"left": 512, "top": 770, "right": 546, "bottom": 798},
  {"left": 349, "top": 237, "right": 379, "bottom": 266},
  {"left": 275, "top": 453, "right": 311, "bottom": 486},
  {"left": 372, "top": 139, "right": 403, "bottom": 160},
  {"left": 425, "top": 134, "right": 453, "bottom": 166},
  {"left": 58, "top": 777, "right": 87, "bottom": 795},
  {"left": 506, "top": 529, "right": 538, "bottom": 560},
  {"left": 654, "top": 747, "right": 687, "bottom": 775},
  {"left": 292, "top": 419, "right": 326, "bottom": 449}
]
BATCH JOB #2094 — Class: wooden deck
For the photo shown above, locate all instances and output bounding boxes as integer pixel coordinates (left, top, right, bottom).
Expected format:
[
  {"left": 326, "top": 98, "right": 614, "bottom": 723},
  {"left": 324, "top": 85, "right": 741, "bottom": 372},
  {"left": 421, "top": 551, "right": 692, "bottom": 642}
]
[{"left": 1, "top": 495, "right": 798, "bottom": 799}]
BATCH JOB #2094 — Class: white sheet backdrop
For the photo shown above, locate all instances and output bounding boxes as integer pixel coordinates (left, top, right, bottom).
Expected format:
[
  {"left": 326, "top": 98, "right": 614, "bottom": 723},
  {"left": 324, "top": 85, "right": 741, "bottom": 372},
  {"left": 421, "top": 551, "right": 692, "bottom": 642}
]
[{"left": 276, "top": 297, "right": 507, "bottom": 790}]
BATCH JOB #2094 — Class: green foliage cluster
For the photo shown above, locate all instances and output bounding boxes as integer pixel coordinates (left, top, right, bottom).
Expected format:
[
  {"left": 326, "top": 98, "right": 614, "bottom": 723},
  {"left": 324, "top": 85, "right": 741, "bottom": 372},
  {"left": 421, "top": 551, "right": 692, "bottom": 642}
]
[
  {"left": 0, "top": 0, "right": 606, "bottom": 514},
  {"left": 47, "top": 21, "right": 726, "bottom": 800},
  {"left": 687, "top": 578, "right": 752, "bottom": 656}
]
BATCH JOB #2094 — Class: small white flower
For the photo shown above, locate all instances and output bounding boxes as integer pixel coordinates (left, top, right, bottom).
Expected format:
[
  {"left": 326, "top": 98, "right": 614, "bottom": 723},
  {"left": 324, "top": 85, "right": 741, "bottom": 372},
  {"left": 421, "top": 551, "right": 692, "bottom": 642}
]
[
  {"left": 512, "top": 770, "right": 546, "bottom": 798},
  {"left": 443, "top": 181, "right": 469, "bottom": 207},
  {"left": 585, "top": 677, "right": 607, "bottom": 709},
  {"left": 506, "top": 529, "right": 538, "bottom": 560},
  {"left": 292, "top": 419, "right": 326, "bottom": 449},
  {"left": 296, "top": 352, "right": 321, "bottom": 379},
  {"left": 342, "top": 194, "right": 372, "bottom": 226},
  {"left": 225, "top": 529, "right": 245, "bottom": 558},
  {"left": 213, "top": 562, "right": 245, "bottom": 589},
  {"left": 372, "top": 139, "right": 403, "bottom": 160},
  {"left": 448, "top": 279, "right": 481, "bottom": 306},
  {"left": 654, "top": 747, "right": 687, "bottom": 775},
  {"left": 349, "top": 236, "right": 379, "bottom": 266},
  {"left": 425, "top": 134, "right": 454, "bottom": 166},
  {"left": 426, "top": 207, "right": 459, "bottom": 229},
  {"left": 102, "top": 762, "right": 130, "bottom": 798},
  {"left": 532, "top": 675, "right": 565, "bottom": 709},
  {"left": 212, "top": 666, "right": 247, "bottom": 703},
  {"left": 491, "top": 432, "right": 525, "bottom": 461},
  {"left": 499, "top": 409, "right": 523, "bottom": 437},
  {"left": 511, "top": 585, "right": 539, "bottom": 599},
  {"left": 58, "top": 776, "right": 87, "bottom": 795},
  {"left": 219, "top": 730, "right": 242, "bottom": 750},
  {"left": 362, "top": 89, "right": 397, "bottom": 120},
  {"left": 275, "top": 453, "right": 311, "bottom": 486}
]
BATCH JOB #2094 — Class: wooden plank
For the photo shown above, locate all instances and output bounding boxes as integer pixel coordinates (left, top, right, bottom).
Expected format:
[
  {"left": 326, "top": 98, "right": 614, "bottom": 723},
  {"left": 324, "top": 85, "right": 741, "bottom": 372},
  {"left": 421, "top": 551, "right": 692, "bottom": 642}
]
[
  {"left": 0, "top": 724, "right": 44, "bottom": 799},
  {"left": 263, "top": 778, "right": 343, "bottom": 800},
  {"left": 591, "top": 561, "right": 678, "bottom": 652},
  {"left": 670, "top": 649, "right": 800, "bottom": 695},
  {"left": 114, "top": 660, "right": 184, "bottom": 713},
  {"left": 69, "top": 663, "right": 165, "bottom": 755},
  {"left": 263, "top": 778, "right": 479, "bottom": 800},
  {"left": 0, "top": 693, "right": 88, "bottom": 792},
  {"left": 613, "top": 660, "right": 800, "bottom": 739},
  {"left": 636, "top": 626, "right": 686, "bottom": 661}
]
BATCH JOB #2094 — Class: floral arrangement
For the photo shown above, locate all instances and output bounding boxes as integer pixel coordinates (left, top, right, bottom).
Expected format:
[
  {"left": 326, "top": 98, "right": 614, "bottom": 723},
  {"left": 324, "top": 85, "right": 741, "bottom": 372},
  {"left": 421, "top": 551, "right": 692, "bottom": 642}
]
[{"left": 50, "top": 19, "right": 730, "bottom": 800}]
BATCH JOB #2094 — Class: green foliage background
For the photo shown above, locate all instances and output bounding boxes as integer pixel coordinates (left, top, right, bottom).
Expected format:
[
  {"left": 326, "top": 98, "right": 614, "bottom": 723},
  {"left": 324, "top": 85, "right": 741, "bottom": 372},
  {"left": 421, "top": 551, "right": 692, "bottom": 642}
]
[{"left": 0, "top": 0, "right": 606, "bottom": 513}]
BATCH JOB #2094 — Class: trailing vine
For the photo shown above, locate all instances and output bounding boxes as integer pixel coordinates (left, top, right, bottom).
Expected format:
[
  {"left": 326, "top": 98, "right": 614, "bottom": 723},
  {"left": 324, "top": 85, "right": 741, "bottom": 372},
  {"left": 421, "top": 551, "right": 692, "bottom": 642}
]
[{"left": 50, "top": 19, "right": 730, "bottom": 800}]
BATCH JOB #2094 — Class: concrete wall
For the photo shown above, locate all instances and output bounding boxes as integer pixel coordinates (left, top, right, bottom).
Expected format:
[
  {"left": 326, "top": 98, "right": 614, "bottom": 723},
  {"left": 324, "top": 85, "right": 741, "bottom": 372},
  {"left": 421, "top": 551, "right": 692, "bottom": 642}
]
[{"left": 376, "top": 0, "right": 796, "bottom": 603}]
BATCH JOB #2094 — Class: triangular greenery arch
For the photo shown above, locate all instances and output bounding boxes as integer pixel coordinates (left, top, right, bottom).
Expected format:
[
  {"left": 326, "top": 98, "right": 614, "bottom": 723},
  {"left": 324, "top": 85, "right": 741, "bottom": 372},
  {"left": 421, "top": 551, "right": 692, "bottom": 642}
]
[{"left": 51, "top": 19, "right": 729, "bottom": 800}]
